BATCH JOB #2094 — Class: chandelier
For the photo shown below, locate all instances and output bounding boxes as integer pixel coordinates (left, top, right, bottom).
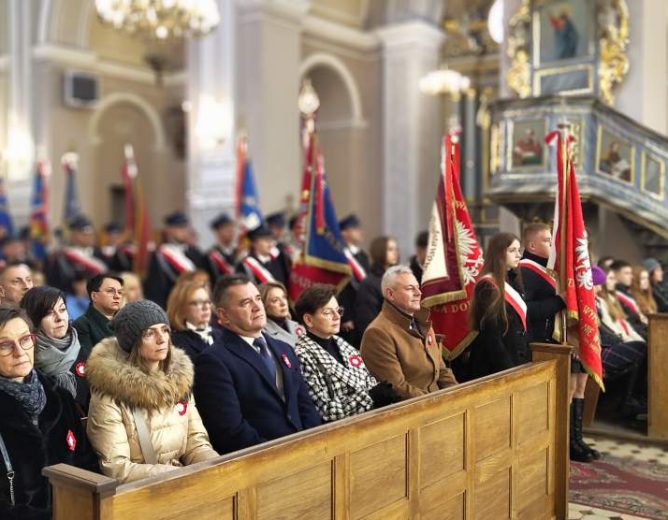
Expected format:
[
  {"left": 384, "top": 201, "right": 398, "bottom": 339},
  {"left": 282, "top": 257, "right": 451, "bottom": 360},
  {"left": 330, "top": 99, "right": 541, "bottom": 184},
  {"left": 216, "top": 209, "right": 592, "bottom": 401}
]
[{"left": 95, "top": 0, "right": 221, "bottom": 41}]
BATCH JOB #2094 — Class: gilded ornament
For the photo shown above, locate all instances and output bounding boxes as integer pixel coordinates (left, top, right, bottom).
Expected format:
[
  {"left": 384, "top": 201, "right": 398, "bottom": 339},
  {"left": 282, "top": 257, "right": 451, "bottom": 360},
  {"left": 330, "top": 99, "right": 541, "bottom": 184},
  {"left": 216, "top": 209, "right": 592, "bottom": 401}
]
[
  {"left": 597, "top": 0, "right": 629, "bottom": 105},
  {"left": 506, "top": 0, "right": 532, "bottom": 98}
]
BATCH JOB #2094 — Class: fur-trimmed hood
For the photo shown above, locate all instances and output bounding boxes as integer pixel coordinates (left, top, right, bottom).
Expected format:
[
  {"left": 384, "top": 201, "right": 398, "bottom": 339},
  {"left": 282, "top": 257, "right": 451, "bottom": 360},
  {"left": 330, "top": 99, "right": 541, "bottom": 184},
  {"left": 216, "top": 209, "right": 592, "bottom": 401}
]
[{"left": 85, "top": 337, "right": 194, "bottom": 410}]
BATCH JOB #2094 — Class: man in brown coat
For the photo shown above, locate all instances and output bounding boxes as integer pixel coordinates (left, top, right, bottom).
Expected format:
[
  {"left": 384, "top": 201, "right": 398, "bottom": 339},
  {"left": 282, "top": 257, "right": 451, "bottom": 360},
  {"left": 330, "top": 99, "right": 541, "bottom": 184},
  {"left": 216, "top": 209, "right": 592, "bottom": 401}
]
[{"left": 360, "top": 265, "right": 457, "bottom": 399}]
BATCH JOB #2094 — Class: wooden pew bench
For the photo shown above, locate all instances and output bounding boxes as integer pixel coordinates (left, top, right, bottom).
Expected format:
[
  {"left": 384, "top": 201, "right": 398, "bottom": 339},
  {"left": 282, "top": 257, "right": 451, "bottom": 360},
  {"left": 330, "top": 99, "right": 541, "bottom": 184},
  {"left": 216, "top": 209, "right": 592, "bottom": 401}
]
[{"left": 44, "top": 344, "right": 571, "bottom": 520}]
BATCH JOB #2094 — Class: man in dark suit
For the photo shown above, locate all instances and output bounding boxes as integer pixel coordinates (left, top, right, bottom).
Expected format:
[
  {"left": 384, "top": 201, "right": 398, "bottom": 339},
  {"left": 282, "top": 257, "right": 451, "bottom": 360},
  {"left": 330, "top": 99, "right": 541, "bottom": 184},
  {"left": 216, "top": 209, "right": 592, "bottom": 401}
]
[
  {"left": 193, "top": 275, "right": 321, "bottom": 454},
  {"left": 237, "top": 225, "right": 290, "bottom": 285}
]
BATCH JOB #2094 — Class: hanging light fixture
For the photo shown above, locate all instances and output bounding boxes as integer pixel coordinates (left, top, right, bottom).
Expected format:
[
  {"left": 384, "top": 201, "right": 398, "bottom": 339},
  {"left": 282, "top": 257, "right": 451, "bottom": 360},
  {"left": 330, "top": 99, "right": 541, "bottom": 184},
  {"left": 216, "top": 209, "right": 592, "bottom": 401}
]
[{"left": 95, "top": 0, "right": 221, "bottom": 41}]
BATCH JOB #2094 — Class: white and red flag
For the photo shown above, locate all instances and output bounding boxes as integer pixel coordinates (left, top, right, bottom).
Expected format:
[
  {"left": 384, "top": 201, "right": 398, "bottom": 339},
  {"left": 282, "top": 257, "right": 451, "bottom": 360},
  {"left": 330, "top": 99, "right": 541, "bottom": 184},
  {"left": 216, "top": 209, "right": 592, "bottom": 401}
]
[
  {"left": 421, "top": 133, "right": 484, "bottom": 359},
  {"left": 546, "top": 128, "right": 604, "bottom": 389}
]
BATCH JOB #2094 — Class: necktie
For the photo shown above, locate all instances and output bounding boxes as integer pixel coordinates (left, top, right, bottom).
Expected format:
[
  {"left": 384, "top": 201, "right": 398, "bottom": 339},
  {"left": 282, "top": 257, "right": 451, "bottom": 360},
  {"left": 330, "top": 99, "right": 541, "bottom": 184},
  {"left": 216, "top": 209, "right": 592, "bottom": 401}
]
[{"left": 253, "top": 336, "right": 277, "bottom": 384}]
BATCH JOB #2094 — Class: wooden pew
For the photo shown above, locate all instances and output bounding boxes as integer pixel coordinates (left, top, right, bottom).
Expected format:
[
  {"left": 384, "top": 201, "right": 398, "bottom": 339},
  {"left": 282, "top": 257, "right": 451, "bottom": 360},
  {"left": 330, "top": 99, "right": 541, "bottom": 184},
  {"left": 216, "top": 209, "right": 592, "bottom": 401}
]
[
  {"left": 648, "top": 314, "right": 668, "bottom": 440},
  {"left": 44, "top": 344, "right": 571, "bottom": 520}
]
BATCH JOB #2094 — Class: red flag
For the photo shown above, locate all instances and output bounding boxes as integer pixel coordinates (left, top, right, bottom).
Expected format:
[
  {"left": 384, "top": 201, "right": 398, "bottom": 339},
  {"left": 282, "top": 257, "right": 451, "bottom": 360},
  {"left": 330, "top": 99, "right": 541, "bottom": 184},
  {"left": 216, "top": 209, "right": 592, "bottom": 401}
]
[
  {"left": 421, "top": 133, "right": 484, "bottom": 359},
  {"left": 546, "top": 129, "right": 604, "bottom": 389},
  {"left": 123, "top": 145, "right": 152, "bottom": 276}
]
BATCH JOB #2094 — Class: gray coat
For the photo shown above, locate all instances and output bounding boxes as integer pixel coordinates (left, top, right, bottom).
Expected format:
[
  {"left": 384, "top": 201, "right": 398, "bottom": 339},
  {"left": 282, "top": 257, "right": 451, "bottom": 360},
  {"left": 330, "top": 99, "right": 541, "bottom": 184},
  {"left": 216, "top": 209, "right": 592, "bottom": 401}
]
[{"left": 262, "top": 319, "right": 305, "bottom": 349}]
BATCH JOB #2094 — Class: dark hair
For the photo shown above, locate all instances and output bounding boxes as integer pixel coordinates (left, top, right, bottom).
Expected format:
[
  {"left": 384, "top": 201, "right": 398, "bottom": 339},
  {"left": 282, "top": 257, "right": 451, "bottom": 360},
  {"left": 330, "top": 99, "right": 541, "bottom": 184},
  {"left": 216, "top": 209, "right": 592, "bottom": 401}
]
[
  {"left": 0, "top": 305, "right": 33, "bottom": 333},
  {"left": 469, "top": 232, "right": 521, "bottom": 335},
  {"left": 213, "top": 274, "right": 252, "bottom": 308},
  {"left": 20, "top": 286, "right": 66, "bottom": 329},
  {"left": 294, "top": 284, "right": 337, "bottom": 325},
  {"left": 86, "top": 273, "right": 124, "bottom": 300},
  {"left": 415, "top": 230, "right": 429, "bottom": 249},
  {"left": 522, "top": 222, "right": 550, "bottom": 245},
  {"left": 369, "top": 236, "right": 395, "bottom": 271},
  {"left": 610, "top": 259, "right": 631, "bottom": 272}
]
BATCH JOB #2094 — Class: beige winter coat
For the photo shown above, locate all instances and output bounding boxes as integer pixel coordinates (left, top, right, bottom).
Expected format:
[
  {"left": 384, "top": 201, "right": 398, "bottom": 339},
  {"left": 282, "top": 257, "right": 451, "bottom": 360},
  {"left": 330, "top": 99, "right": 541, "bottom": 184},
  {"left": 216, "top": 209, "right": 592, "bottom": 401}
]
[{"left": 86, "top": 338, "right": 218, "bottom": 483}]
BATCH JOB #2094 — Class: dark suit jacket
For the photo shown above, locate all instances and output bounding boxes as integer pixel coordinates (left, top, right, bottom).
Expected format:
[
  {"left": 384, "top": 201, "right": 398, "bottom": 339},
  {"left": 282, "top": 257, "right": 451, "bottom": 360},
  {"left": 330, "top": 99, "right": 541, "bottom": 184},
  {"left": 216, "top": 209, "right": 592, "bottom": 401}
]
[
  {"left": 193, "top": 328, "right": 321, "bottom": 454},
  {"left": 73, "top": 304, "right": 113, "bottom": 355}
]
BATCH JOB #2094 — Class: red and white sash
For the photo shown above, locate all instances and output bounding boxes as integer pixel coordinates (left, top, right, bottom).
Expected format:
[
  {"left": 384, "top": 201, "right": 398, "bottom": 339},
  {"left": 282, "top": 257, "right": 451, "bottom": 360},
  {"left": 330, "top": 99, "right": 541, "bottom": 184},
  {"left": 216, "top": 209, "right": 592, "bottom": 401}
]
[
  {"left": 62, "top": 248, "right": 107, "bottom": 275},
  {"left": 519, "top": 258, "right": 557, "bottom": 290},
  {"left": 209, "top": 249, "right": 234, "bottom": 275},
  {"left": 615, "top": 291, "right": 641, "bottom": 317},
  {"left": 243, "top": 256, "right": 276, "bottom": 283},
  {"left": 344, "top": 248, "right": 366, "bottom": 282},
  {"left": 481, "top": 274, "right": 527, "bottom": 331},
  {"left": 160, "top": 244, "right": 196, "bottom": 274}
]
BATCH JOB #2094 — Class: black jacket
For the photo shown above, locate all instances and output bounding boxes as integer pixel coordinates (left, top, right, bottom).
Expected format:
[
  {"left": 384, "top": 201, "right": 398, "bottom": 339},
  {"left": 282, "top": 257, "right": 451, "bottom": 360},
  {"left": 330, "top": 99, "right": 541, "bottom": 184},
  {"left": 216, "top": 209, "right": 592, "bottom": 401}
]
[
  {"left": 653, "top": 282, "right": 668, "bottom": 313},
  {"left": 171, "top": 328, "right": 219, "bottom": 362},
  {"left": 468, "top": 271, "right": 529, "bottom": 379},
  {"left": 615, "top": 284, "right": 648, "bottom": 340},
  {"left": 519, "top": 252, "right": 565, "bottom": 344},
  {"left": 236, "top": 251, "right": 291, "bottom": 286},
  {"left": 337, "top": 249, "right": 371, "bottom": 347},
  {"left": 353, "top": 266, "right": 385, "bottom": 338},
  {"left": 144, "top": 245, "right": 206, "bottom": 308},
  {"left": 0, "top": 372, "right": 98, "bottom": 520}
]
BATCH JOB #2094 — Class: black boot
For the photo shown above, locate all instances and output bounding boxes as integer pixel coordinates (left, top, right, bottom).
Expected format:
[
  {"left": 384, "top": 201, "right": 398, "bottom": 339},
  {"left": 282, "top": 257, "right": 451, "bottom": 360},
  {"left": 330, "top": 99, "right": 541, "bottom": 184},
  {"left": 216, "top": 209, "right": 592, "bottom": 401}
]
[
  {"left": 573, "top": 398, "right": 600, "bottom": 460},
  {"left": 570, "top": 400, "right": 594, "bottom": 463}
]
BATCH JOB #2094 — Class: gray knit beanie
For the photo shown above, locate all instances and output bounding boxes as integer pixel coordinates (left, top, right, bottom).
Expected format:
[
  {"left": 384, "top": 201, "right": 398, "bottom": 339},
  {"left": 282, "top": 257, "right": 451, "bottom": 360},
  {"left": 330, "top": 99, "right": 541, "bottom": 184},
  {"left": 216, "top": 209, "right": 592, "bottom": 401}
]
[
  {"left": 110, "top": 300, "right": 169, "bottom": 353},
  {"left": 643, "top": 257, "right": 661, "bottom": 274}
]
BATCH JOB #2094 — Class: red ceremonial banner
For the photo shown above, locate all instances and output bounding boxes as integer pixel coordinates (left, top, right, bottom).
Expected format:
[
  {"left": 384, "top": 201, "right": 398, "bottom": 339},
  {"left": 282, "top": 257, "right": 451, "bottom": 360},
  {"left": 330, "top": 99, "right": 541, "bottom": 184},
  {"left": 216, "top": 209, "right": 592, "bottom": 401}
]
[
  {"left": 421, "top": 133, "right": 484, "bottom": 360},
  {"left": 546, "top": 129, "right": 604, "bottom": 389}
]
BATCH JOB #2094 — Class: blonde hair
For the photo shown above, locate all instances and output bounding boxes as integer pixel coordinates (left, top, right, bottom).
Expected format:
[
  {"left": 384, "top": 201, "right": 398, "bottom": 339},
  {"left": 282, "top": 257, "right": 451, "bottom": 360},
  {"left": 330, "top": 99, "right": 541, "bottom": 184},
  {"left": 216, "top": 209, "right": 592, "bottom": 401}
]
[
  {"left": 631, "top": 266, "right": 657, "bottom": 315},
  {"left": 120, "top": 272, "right": 143, "bottom": 306},
  {"left": 167, "top": 281, "right": 210, "bottom": 332}
]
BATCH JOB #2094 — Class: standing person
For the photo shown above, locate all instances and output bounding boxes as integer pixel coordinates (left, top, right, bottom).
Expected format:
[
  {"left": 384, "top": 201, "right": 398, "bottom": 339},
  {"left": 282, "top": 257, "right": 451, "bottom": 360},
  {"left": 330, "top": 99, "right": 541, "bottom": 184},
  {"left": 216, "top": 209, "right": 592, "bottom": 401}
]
[
  {"left": 360, "top": 266, "right": 457, "bottom": 399},
  {"left": 354, "top": 236, "right": 400, "bottom": 338},
  {"left": 98, "top": 223, "right": 132, "bottom": 272},
  {"left": 259, "top": 282, "right": 304, "bottom": 349},
  {"left": 73, "top": 274, "right": 123, "bottom": 354},
  {"left": 86, "top": 300, "right": 218, "bottom": 483},
  {"left": 294, "top": 284, "right": 395, "bottom": 422},
  {"left": 0, "top": 306, "right": 97, "bottom": 519},
  {"left": 167, "top": 281, "right": 217, "bottom": 361},
  {"left": 65, "top": 273, "right": 89, "bottom": 320},
  {"left": 409, "top": 230, "right": 429, "bottom": 283},
  {"left": 520, "top": 224, "right": 596, "bottom": 462},
  {"left": 120, "top": 272, "right": 143, "bottom": 305},
  {"left": 45, "top": 215, "right": 108, "bottom": 293},
  {"left": 0, "top": 262, "right": 34, "bottom": 305},
  {"left": 237, "top": 226, "right": 291, "bottom": 285},
  {"left": 193, "top": 275, "right": 321, "bottom": 454},
  {"left": 468, "top": 232, "right": 528, "bottom": 378},
  {"left": 337, "top": 214, "right": 370, "bottom": 346},
  {"left": 643, "top": 258, "right": 668, "bottom": 312},
  {"left": 206, "top": 213, "right": 238, "bottom": 282},
  {"left": 144, "top": 212, "right": 206, "bottom": 308},
  {"left": 21, "top": 287, "right": 89, "bottom": 412}
]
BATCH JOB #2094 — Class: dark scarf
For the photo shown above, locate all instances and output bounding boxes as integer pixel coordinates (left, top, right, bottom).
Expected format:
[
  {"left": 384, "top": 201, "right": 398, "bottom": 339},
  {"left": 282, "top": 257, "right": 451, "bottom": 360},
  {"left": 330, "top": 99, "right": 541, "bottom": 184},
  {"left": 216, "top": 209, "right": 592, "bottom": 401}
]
[
  {"left": 0, "top": 369, "right": 47, "bottom": 424},
  {"left": 306, "top": 331, "right": 344, "bottom": 366}
]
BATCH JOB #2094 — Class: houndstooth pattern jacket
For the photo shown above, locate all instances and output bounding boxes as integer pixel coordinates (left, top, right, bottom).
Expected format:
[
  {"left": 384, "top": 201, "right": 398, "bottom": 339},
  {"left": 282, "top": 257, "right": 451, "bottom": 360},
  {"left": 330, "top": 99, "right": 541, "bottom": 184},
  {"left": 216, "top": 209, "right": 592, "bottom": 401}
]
[{"left": 294, "top": 334, "right": 377, "bottom": 422}]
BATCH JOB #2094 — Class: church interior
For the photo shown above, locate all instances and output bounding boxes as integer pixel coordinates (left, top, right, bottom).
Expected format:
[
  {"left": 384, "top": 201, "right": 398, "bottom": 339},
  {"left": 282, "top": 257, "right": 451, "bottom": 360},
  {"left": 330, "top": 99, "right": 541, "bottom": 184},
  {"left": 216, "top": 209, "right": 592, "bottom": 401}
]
[{"left": 2, "top": 1, "right": 668, "bottom": 519}]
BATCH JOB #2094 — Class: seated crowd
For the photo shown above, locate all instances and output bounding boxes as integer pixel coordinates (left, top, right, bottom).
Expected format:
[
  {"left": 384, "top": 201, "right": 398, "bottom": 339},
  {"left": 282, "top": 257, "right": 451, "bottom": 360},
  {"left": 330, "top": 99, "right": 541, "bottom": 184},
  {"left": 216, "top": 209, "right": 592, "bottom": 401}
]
[{"left": 0, "top": 211, "right": 665, "bottom": 518}]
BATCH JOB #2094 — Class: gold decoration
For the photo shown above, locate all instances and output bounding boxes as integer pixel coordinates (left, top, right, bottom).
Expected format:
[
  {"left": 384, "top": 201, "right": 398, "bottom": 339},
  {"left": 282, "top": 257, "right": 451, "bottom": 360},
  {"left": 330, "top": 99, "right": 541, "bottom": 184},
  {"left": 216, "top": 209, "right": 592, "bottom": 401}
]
[
  {"left": 597, "top": 0, "right": 630, "bottom": 105},
  {"left": 506, "top": 0, "right": 531, "bottom": 98}
]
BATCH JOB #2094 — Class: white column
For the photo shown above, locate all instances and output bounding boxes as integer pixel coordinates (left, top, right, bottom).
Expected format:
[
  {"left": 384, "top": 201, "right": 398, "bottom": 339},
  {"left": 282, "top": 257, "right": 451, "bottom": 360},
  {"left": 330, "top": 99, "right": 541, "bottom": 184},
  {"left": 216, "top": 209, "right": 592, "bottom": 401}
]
[
  {"left": 615, "top": 0, "right": 667, "bottom": 134},
  {"left": 376, "top": 21, "right": 444, "bottom": 257},
  {"left": 236, "top": 0, "right": 309, "bottom": 215},
  {"left": 187, "top": 0, "right": 237, "bottom": 248}
]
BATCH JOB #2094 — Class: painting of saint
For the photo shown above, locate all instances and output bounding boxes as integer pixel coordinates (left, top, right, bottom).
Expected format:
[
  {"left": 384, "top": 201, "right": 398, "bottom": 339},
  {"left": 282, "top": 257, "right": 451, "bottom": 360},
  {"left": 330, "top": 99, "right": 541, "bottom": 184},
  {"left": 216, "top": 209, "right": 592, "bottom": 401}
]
[
  {"left": 549, "top": 8, "right": 578, "bottom": 59},
  {"left": 538, "top": 1, "right": 590, "bottom": 64},
  {"left": 512, "top": 128, "right": 543, "bottom": 167},
  {"left": 597, "top": 129, "right": 633, "bottom": 183}
]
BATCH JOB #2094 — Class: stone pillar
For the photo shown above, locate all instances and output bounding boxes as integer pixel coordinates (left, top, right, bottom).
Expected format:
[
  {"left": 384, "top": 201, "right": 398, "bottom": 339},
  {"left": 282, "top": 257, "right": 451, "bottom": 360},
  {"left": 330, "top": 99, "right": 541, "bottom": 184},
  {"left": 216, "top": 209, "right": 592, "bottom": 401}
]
[
  {"left": 236, "top": 0, "right": 309, "bottom": 215},
  {"left": 462, "top": 89, "right": 477, "bottom": 202},
  {"left": 187, "top": 0, "right": 237, "bottom": 248},
  {"left": 376, "top": 21, "right": 444, "bottom": 257},
  {"left": 615, "top": 0, "right": 667, "bottom": 134}
]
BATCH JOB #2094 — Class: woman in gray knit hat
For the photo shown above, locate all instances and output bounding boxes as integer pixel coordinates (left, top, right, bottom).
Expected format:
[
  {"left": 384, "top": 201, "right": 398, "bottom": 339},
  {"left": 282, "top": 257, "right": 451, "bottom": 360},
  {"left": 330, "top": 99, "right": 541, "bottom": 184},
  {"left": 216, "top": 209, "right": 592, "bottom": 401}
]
[{"left": 85, "top": 300, "right": 218, "bottom": 483}]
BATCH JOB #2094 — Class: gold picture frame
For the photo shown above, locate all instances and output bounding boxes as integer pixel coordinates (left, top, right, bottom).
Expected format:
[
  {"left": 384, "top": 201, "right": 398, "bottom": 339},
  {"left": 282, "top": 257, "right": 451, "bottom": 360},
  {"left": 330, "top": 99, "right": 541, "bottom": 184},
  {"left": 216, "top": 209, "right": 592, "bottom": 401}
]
[
  {"left": 595, "top": 125, "right": 634, "bottom": 185},
  {"left": 507, "top": 118, "right": 548, "bottom": 171},
  {"left": 640, "top": 151, "right": 666, "bottom": 200}
]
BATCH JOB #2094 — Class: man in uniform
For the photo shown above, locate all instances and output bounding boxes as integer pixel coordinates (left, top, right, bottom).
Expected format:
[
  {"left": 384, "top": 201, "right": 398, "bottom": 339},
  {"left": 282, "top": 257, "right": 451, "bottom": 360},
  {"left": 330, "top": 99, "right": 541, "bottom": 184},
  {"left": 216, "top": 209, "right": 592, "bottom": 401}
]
[
  {"left": 144, "top": 211, "right": 206, "bottom": 307},
  {"left": 207, "top": 213, "right": 238, "bottom": 282},
  {"left": 237, "top": 225, "right": 290, "bottom": 285}
]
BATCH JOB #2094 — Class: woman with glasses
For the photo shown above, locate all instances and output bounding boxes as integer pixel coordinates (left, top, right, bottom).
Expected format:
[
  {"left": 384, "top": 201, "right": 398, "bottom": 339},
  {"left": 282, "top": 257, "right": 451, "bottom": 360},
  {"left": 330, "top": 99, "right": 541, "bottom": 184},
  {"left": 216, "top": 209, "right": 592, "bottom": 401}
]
[
  {"left": 86, "top": 300, "right": 218, "bottom": 483},
  {"left": 259, "top": 282, "right": 304, "bottom": 349},
  {"left": 21, "top": 286, "right": 90, "bottom": 412},
  {"left": 0, "top": 305, "right": 97, "bottom": 519},
  {"left": 167, "top": 281, "right": 218, "bottom": 361},
  {"left": 294, "top": 284, "right": 395, "bottom": 423}
]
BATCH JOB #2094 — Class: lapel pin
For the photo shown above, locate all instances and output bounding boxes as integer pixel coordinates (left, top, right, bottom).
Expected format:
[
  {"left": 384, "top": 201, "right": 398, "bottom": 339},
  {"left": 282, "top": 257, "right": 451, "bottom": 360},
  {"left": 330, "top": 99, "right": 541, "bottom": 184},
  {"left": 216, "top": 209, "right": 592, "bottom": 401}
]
[
  {"left": 282, "top": 353, "right": 292, "bottom": 368},
  {"left": 349, "top": 355, "right": 363, "bottom": 367},
  {"left": 176, "top": 400, "right": 188, "bottom": 416}
]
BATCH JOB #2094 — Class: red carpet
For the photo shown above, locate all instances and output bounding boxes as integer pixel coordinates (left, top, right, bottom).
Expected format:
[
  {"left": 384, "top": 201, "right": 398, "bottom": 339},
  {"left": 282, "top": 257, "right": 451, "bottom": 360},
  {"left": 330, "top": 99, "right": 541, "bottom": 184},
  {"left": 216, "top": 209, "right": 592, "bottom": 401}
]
[{"left": 570, "top": 455, "right": 668, "bottom": 519}]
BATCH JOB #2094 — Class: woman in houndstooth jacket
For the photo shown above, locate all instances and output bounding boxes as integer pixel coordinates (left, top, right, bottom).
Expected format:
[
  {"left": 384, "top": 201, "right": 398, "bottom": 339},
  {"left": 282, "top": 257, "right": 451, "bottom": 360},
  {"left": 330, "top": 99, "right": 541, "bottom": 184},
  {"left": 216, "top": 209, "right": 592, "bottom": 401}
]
[{"left": 293, "top": 284, "right": 397, "bottom": 423}]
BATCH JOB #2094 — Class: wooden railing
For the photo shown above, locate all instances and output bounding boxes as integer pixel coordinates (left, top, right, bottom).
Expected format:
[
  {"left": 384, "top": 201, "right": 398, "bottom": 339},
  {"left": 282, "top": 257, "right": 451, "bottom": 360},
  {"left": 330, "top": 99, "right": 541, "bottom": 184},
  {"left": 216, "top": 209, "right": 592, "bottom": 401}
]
[
  {"left": 648, "top": 314, "right": 668, "bottom": 440},
  {"left": 44, "top": 344, "right": 571, "bottom": 520}
]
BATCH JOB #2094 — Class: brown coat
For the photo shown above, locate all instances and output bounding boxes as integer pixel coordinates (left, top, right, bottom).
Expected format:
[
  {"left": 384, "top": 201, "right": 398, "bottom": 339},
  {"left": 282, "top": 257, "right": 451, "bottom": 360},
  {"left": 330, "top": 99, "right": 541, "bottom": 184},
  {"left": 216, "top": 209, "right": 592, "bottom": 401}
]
[{"left": 360, "top": 301, "right": 457, "bottom": 400}]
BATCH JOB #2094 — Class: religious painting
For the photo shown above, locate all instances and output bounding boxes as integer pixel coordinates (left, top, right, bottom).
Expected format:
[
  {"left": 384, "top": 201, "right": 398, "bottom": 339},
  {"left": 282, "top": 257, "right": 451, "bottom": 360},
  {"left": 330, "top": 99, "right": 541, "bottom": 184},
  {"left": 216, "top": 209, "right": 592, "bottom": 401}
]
[
  {"left": 536, "top": 0, "right": 592, "bottom": 65},
  {"left": 509, "top": 119, "right": 546, "bottom": 169},
  {"left": 596, "top": 127, "right": 634, "bottom": 184},
  {"left": 641, "top": 152, "right": 665, "bottom": 199}
]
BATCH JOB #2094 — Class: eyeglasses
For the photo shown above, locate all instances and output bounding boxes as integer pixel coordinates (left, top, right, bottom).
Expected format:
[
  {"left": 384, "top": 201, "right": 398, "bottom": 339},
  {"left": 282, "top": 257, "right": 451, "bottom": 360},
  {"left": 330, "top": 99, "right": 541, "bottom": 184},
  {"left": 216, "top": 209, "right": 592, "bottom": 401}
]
[
  {"left": 142, "top": 326, "right": 171, "bottom": 341},
  {"left": 320, "top": 307, "right": 344, "bottom": 319},
  {"left": 98, "top": 288, "right": 124, "bottom": 297},
  {"left": 0, "top": 333, "right": 36, "bottom": 357},
  {"left": 188, "top": 299, "right": 212, "bottom": 308}
]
